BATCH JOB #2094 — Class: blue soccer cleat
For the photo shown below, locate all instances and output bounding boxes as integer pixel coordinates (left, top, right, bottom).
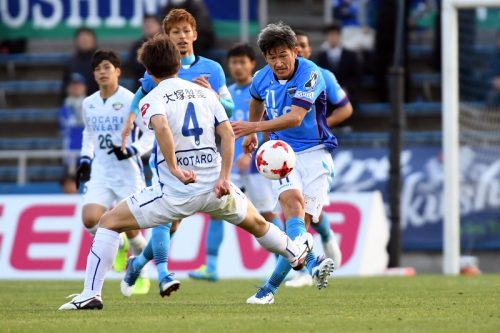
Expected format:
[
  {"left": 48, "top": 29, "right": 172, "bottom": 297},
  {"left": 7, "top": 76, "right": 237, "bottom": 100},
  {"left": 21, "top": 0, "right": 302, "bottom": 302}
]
[
  {"left": 246, "top": 286, "right": 275, "bottom": 305},
  {"left": 311, "top": 256, "right": 335, "bottom": 290},
  {"left": 120, "top": 257, "right": 141, "bottom": 297},
  {"left": 159, "top": 274, "right": 181, "bottom": 298}
]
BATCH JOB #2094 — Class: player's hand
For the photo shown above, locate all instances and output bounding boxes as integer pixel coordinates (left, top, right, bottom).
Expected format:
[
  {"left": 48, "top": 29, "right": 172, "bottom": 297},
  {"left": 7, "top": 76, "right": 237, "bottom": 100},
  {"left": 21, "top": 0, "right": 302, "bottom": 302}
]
[
  {"left": 121, "top": 113, "right": 137, "bottom": 151},
  {"left": 75, "top": 156, "right": 92, "bottom": 189},
  {"left": 192, "top": 76, "right": 213, "bottom": 91},
  {"left": 242, "top": 133, "right": 258, "bottom": 154},
  {"left": 236, "top": 153, "right": 252, "bottom": 173},
  {"left": 171, "top": 167, "right": 197, "bottom": 185},
  {"left": 231, "top": 121, "right": 257, "bottom": 138},
  {"left": 108, "top": 144, "right": 137, "bottom": 160},
  {"left": 214, "top": 179, "right": 231, "bottom": 198}
]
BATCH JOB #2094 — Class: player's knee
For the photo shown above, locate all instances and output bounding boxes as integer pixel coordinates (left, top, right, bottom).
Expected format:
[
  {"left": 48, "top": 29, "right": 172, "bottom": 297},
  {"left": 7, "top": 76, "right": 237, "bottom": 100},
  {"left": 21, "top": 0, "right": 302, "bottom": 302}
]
[
  {"left": 170, "top": 219, "right": 181, "bottom": 234},
  {"left": 98, "top": 211, "right": 120, "bottom": 232},
  {"left": 280, "top": 196, "right": 304, "bottom": 216},
  {"left": 82, "top": 211, "right": 99, "bottom": 230}
]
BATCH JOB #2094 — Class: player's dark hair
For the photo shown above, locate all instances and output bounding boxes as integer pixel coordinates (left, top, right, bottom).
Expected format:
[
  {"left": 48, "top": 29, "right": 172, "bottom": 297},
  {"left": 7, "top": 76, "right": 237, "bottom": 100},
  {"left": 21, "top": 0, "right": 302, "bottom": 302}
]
[
  {"left": 137, "top": 35, "right": 180, "bottom": 78},
  {"left": 257, "top": 22, "right": 297, "bottom": 55},
  {"left": 227, "top": 43, "right": 256, "bottom": 61},
  {"left": 91, "top": 49, "right": 121, "bottom": 70},
  {"left": 322, "top": 22, "right": 342, "bottom": 34}
]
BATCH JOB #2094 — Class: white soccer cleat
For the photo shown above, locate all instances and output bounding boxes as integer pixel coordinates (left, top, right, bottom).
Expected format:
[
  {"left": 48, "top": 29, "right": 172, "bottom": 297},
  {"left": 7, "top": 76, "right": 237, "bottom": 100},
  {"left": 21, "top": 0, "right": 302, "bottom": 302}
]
[
  {"left": 323, "top": 230, "right": 342, "bottom": 268},
  {"left": 246, "top": 287, "right": 275, "bottom": 305},
  {"left": 285, "top": 272, "right": 314, "bottom": 288},
  {"left": 58, "top": 293, "right": 103, "bottom": 311},
  {"left": 290, "top": 233, "right": 314, "bottom": 271},
  {"left": 312, "top": 257, "right": 335, "bottom": 290}
]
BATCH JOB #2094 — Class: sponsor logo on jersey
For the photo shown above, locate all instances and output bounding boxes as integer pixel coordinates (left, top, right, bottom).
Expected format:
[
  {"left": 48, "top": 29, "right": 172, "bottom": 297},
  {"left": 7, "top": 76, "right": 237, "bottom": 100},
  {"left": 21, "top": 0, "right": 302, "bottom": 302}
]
[
  {"left": 305, "top": 71, "right": 318, "bottom": 90},
  {"left": 112, "top": 102, "right": 123, "bottom": 110},
  {"left": 141, "top": 103, "right": 150, "bottom": 117},
  {"left": 295, "top": 91, "right": 314, "bottom": 100},
  {"left": 286, "top": 86, "right": 297, "bottom": 98}
]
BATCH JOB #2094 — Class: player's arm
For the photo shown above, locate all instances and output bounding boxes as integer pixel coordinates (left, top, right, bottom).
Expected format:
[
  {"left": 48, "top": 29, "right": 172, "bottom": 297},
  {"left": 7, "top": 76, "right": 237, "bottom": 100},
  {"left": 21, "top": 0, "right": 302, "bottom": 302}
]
[
  {"left": 327, "top": 102, "right": 353, "bottom": 127},
  {"left": 193, "top": 76, "right": 234, "bottom": 117},
  {"left": 77, "top": 105, "right": 94, "bottom": 189},
  {"left": 150, "top": 114, "right": 196, "bottom": 185},
  {"left": 215, "top": 121, "right": 235, "bottom": 196},
  {"left": 121, "top": 87, "right": 145, "bottom": 150}
]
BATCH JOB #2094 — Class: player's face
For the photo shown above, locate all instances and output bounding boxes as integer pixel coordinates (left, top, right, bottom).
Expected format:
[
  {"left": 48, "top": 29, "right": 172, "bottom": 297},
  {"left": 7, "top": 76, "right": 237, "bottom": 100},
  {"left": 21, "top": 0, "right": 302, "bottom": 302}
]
[
  {"left": 167, "top": 22, "right": 198, "bottom": 56},
  {"left": 93, "top": 60, "right": 121, "bottom": 87},
  {"left": 296, "top": 35, "right": 312, "bottom": 59},
  {"left": 228, "top": 55, "right": 255, "bottom": 85},
  {"left": 265, "top": 46, "right": 298, "bottom": 80}
]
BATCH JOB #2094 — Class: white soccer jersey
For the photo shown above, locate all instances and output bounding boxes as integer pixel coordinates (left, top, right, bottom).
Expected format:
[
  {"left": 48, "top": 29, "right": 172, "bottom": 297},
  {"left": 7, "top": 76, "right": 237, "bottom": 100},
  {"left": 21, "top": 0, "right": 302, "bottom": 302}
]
[
  {"left": 81, "top": 86, "right": 154, "bottom": 187},
  {"left": 139, "top": 77, "right": 229, "bottom": 197}
]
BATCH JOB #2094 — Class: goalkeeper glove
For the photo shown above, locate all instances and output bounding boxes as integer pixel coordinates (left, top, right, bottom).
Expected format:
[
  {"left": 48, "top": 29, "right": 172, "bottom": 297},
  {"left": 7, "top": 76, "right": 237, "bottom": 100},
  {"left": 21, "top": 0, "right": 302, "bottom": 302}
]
[
  {"left": 76, "top": 156, "right": 92, "bottom": 189},
  {"left": 108, "top": 144, "right": 138, "bottom": 160}
]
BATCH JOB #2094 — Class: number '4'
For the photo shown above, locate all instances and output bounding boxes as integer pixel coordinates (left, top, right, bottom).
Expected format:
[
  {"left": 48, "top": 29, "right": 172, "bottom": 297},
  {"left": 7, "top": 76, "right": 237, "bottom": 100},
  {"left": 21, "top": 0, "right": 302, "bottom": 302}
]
[{"left": 182, "top": 102, "right": 203, "bottom": 145}]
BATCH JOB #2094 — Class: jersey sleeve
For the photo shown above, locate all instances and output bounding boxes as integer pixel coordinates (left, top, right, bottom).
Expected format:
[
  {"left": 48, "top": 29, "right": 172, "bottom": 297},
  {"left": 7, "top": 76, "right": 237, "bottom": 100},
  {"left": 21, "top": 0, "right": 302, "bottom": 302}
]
[
  {"left": 249, "top": 71, "right": 264, "bottom": 101},
  {"left": 292, "top": 64, "right": 326, "bottom": 111},
  {"left": 139, "top": 94, "right": 165, "bottom": 130},
  {"left": 139, "top": 72, "right": 157, "bottom": 94},
  {"left": 321, "top": 68, "right": 349, "bottom": 108},
  {"left": 80, "top": 99, "right": 94, "bottom": 159}
]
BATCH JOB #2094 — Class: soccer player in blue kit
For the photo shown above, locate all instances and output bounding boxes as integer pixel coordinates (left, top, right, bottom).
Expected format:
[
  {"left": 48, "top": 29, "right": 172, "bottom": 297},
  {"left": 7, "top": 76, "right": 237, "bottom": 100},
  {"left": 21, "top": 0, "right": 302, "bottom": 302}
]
[
  {"left": 119, "top": 9, "right": 234, "bottom": 297},
  {"left": 188, "top": 44, "right": 284, "bottom": 282},
  {"left": 283, "top": 29, "right": 353, "bottom": 287},
  {"left": 232, "top": 23, "right": 337, "bottom": 304}
]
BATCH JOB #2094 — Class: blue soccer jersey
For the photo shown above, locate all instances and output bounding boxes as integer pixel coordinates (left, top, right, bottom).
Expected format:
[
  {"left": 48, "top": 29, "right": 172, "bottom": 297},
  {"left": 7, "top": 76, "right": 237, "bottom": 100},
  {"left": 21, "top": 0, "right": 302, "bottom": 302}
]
[
  {"left": 229, "top": 82, "right": 260, "bottom": 174},
  {"left": 319, "top": 67, "right": 349, "bottom": 111},
  {"left": 250, "top": 57, "right": 337, "bottom": 152},
  {"left": 141, "top": 55, "right": 226, "bottom": 94}
]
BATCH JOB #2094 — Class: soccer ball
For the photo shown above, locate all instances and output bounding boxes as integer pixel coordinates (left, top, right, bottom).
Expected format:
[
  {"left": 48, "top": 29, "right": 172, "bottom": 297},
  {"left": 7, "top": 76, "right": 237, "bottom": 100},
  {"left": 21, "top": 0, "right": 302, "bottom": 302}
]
[{"left": 255, "top": 140, "right": 296, "bottom": 180}]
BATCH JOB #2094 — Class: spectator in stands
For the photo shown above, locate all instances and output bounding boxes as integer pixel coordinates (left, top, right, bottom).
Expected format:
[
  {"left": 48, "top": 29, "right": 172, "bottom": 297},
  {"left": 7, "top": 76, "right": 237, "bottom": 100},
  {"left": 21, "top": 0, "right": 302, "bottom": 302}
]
[
  {"left": 316, "top": 22, "right": 361, "bottom": 108},
  {"left": 485, "top": 31, "right": 500, "bottom": 107},
  {"left": 61, "top": 27, "right": 98, "bottom": 100},
  {"left": 162, "top": 0, "right": 215, "bottom": 56},
  {"left": 128, "top": 14, "right": 161, "bottom": 89},
  {"left": 332, "top": 0, "right": 375, "bottom": 52},
  {"left": 59, "top": 72, "right": 86, "bottom": 168}
]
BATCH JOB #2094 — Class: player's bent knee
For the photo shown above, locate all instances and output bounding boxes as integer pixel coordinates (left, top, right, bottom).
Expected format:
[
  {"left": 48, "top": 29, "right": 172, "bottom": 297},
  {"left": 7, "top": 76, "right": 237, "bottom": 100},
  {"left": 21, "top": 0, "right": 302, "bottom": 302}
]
[{"left": 98, "top": 211, "right": 122, "bottom": 232}]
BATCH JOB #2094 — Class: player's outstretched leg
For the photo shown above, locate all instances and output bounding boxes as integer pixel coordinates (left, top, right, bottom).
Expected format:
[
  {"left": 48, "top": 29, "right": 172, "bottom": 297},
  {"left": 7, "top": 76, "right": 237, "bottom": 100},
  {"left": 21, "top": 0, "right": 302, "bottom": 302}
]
[
  {"left": 59, "top": 201, "right": 143, "bottom": 310},
  {"left": 311, "top": 212, "right": 342, "bottom": 267},
  {"left": 188, "top": 219, "right": 223, "bottom": 282}
]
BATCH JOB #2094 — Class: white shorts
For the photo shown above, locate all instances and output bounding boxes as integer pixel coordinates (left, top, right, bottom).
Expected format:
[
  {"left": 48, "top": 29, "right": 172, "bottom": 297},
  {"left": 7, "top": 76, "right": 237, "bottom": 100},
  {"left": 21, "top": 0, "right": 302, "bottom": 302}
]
[
  {"left": 272, "top": 148, "right": 334, "bottom": 222},
  {"left": 82, "top": 179, "right": 144, "bottom": 208},
  {"left": 127, "top": 182, "right": 248, "bottom": 229},
  {"left": 239, "top": 173, "right": 275, "bottom": 213}
]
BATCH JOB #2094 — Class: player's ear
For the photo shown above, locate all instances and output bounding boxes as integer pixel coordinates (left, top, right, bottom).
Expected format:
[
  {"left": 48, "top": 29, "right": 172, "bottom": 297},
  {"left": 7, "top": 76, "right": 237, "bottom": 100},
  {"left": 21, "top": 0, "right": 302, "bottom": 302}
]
[
  {"left": 116, "top": 67, "right": 122, "bottom": 77},
  {"left": 292, "top": 46, "right": 298, "bottom": 57},
  {"left": 193, "top": 30, "right": 198, "bottom": 42}
]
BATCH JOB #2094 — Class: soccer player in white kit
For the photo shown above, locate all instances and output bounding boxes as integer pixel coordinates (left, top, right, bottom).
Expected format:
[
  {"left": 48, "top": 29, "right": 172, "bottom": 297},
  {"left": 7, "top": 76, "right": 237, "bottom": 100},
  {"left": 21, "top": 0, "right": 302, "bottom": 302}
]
[
  {"left": 59, "top": 35, "right": 312, "bottom": 311},
  {"left": 75, "top": 50, "right": 154, "bottom": 293}
]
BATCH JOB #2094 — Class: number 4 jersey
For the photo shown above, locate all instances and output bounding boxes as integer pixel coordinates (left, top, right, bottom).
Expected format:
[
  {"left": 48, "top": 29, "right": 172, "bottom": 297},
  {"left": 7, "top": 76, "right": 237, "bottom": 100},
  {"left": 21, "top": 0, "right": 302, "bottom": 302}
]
[
  {"left": 81, "top": 86, "right": 154, "bottom": 187},
  {"left": 140, "top": 77, "right": 229, "bottom": 197}
]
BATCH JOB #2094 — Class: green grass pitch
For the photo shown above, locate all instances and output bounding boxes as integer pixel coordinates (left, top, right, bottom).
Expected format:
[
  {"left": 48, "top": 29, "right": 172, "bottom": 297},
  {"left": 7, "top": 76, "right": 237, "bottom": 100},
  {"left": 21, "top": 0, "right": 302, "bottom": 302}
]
[{"left": 1, "top": 275, "right": 499, "bottom": 333}]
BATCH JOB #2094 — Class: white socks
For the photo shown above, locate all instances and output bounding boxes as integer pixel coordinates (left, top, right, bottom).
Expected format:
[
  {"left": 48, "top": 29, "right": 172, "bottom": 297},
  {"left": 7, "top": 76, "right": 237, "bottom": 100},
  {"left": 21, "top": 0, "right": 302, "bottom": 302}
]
[
  {"left": 128, "top": 233, "right": 147, "bottom": 256},
  {"left": 256, "top": 223, "right": 298, "bottom": 263},
  {"left": 82, "top": 228, "right": 119, "bottom": 298}
]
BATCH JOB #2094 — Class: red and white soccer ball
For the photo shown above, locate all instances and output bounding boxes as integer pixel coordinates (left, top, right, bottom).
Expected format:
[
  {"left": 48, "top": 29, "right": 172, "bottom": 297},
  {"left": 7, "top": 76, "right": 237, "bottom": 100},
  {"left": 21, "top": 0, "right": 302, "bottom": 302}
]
[{"left": 255, "top": 140, "right": 296, "bottom": 180}]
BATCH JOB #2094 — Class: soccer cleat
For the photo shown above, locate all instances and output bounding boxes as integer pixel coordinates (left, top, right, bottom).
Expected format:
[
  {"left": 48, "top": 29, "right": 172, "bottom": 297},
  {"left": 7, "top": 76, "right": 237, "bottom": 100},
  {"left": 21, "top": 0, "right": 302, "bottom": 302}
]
[
  {"left": 284, "top": 272, "right": 314, "bottom": 288},
  {"left": 311, "top": 256, "right": 335, "bottom": 290},
  {"left": 323, "top": 230, "right": 342, "bottom": 268},
  {"left": 113, "top": 233, "right": 129, "bottom": 272},
  {"left": 58, "top": 293, "right": 103, "bottom": 311},
  {"left": 188, "top": 265, "right": 218, "bottom": 282},
  {"left": 159, "top": 274, "right": 181, "bottom": 298},
  {"left": 120, "top": 257, "right": 141, "bottom": 297},
  {"left": 246, "top": 286, "right": 275, "bottom": 305},
  {"left": 290, "top": 233, "right": 314, "bottom": 271},
  {"left": 132, "top": 277, "right": 151, "bottom": 295}
]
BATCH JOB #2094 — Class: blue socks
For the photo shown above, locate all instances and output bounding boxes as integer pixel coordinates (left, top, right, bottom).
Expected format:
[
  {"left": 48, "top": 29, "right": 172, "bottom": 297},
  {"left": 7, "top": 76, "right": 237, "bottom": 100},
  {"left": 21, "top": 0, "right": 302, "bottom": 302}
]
[
  {"left": 311, "top": 214, "right": 332, "bottom": 243},
  {"left": 206, "top": 219, "right": 224, "bottom": 273},
  {"left": 270, "top": 217, "right": 284, "bottom": 231},
  {"left": 133, "top": 223, "right": 171, "bottom": 282},
  {"left": 265, "top": 216, "right": 311, "bottom": 293}
]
